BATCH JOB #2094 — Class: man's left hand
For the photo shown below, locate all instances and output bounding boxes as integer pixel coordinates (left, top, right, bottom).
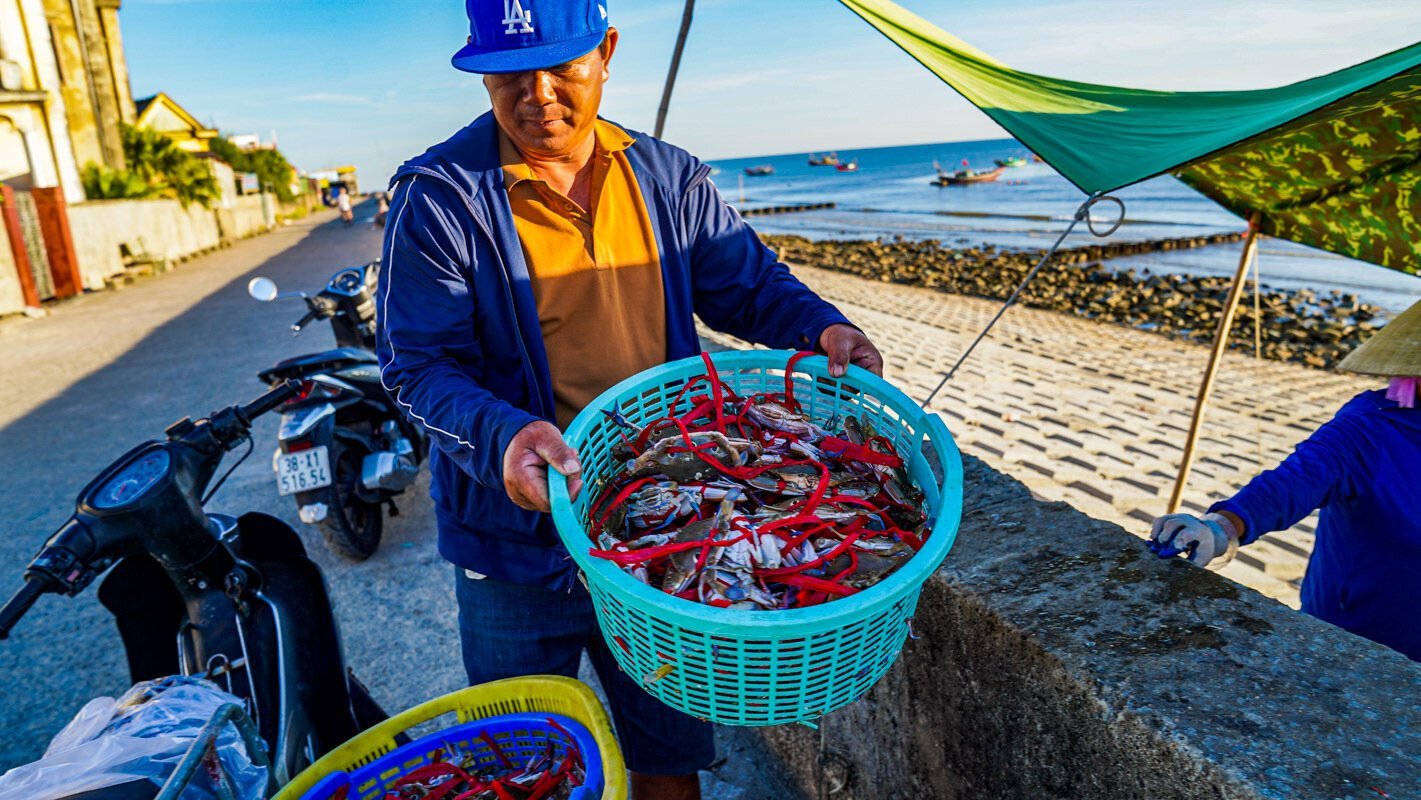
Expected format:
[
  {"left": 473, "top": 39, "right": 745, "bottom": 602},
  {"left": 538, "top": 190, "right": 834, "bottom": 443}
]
[{"left": 819, "top": 324, "right": 883, "bottom": 378}]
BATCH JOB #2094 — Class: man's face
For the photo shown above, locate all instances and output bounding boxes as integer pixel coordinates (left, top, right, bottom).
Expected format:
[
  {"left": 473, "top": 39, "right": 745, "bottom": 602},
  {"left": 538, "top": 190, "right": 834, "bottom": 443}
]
[{"left": 484, "top": 28, "right": 618, "bottom": 158}]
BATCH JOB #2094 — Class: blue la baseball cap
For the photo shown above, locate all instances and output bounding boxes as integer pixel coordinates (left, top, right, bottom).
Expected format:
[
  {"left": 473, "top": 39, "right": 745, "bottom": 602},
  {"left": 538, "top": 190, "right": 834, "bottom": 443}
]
[{"left": 453, "top": 0, "right": 608, "bottom": 74}]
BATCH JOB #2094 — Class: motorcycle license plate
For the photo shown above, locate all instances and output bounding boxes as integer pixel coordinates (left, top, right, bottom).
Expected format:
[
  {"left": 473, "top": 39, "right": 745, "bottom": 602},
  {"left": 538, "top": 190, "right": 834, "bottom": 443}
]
[{"left": 275, "top": 447, "right": 332, "bottom": 496}]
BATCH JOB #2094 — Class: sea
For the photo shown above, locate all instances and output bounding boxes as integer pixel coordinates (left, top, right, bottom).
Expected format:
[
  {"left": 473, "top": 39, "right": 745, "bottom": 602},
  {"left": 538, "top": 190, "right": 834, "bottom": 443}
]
[{"left": 708, "top": 139, "right": 1421, "bottom": 314}]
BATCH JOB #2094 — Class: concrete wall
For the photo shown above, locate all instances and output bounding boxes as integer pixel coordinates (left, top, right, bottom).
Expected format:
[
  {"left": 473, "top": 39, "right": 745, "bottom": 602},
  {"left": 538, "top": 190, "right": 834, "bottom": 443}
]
[
  {"left": 227, "top": 193, "right": 272, "bottom": 239},
  {"left": 67, "top": 197, "right": 221, "bottom": 289},
  {"left": 0, "top": 193, "right": 309, "bottom": 315},
  {"left": 749, "top": 453, "right": 1420, "bottom": 800}
]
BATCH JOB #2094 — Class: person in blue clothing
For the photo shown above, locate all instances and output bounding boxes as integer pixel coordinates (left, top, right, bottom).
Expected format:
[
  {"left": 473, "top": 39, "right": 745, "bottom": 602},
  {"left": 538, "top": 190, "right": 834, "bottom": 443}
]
[
  {"left": 375, "top": 3, "right": 882, "bottom": 799},
  {"left": 1150, "top": 298, "right": 1421, "bottom": 662}
]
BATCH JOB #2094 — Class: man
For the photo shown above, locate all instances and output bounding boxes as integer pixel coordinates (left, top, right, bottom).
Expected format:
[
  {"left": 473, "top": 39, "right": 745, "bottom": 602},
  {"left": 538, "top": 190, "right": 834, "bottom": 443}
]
[
  {"left": 375, "top": 3, "right": 883, "bottom": 798},
  {"left": 336, "top": 188, "right": 354, "bottom": 227},
  {"left": 1150, "top": 298, "right": 1421, "bottom": 661}
]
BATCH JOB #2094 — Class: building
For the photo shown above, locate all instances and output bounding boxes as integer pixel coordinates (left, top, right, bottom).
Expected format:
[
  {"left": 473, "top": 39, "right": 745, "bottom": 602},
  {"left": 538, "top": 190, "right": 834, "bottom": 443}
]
[
  {"left": 311, "top": 165, "right": 359, "bottom": 200},
  {"left": 133, "top": 92, "right": 216, "bottom": 153},
  {"left": 0, "top": 0, "right": 135, "bottom": 203},
  {"left": 227, "top": 132, "right": 277, "bottom": 152}
]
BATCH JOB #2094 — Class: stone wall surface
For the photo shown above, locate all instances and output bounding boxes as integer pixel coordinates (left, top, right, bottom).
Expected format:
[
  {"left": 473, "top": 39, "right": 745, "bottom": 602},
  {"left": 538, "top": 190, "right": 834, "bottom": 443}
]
[
  {"left": 67, "top": 197, "right": 222, "bottom": 288},
  {"left": 215, "top": 194, "right": 272, "bottom": 241},
  {"left": 750, "top": 453, "right": 1420, "bottom": 800}
]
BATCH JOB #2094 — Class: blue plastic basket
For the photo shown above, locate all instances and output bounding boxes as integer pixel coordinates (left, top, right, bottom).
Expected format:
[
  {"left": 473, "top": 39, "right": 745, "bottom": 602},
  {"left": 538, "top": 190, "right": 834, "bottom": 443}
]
[
  {"left": 549, "top": 350, "right": 963, "bottom": 726},
  {"left": 298, "top": 712, "right": 603, "bottom": 800}
]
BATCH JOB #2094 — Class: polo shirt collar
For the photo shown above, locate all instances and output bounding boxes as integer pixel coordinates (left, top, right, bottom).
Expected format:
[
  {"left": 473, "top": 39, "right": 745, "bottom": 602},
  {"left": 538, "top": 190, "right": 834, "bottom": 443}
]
[{"left": 498, "top": 119, "right": 636, "bottom": 190}]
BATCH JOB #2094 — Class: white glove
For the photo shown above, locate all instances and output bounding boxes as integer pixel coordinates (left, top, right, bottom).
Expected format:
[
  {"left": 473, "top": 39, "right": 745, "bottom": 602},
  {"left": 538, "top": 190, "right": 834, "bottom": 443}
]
[{"left": 1148, "top": 512, "right": 1240, "bottom": 568}]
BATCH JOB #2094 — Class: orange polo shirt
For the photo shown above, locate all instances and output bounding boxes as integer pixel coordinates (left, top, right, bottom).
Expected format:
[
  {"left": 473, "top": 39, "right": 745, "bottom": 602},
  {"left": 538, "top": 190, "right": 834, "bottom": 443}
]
[{"left": 500, "top": 121, "right": 667, "bottom": 429}]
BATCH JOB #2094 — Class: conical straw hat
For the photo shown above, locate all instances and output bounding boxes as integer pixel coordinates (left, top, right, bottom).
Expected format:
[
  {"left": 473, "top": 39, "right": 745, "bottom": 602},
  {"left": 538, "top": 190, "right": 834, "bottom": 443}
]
[{"left": 1338, "top": 298, "right": 1421, "bottom": 376}]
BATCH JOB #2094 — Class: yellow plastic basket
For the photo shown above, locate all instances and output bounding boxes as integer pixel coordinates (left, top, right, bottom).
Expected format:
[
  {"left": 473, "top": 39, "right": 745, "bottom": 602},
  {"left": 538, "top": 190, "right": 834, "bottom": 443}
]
[{"left": 275, "top": 676, "right": 627, "bottom": 800}]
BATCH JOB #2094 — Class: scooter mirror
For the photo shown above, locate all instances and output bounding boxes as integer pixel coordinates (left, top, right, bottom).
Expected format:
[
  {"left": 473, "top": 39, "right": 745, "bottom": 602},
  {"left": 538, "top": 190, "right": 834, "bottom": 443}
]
[{"left": 248, "top": 277, "right": 279, "bottom": 302}]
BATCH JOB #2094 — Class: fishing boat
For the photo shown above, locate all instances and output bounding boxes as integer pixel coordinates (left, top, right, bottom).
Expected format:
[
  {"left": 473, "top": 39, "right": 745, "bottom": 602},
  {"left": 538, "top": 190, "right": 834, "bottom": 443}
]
[
  {"left": 994, "top": 156, "right": 1028, "bottom": 168},
  {"left": 836, "top": 159, "right": 859, "bottom": 172},
  {"left": 744, "top": 164, "right": 775, "bottom": 176},
  {"left": 808, "top": 152, "right": 839, "bottom": 166},
  {"left": 934, "top": 166, "right": 1005, "bottom": 186}
]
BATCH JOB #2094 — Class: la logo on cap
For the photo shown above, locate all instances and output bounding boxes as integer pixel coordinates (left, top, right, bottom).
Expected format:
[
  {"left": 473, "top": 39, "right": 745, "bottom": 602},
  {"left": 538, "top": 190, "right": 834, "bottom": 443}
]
[{"left": 503, "top": 0, "right": 534, "bottom": 34}]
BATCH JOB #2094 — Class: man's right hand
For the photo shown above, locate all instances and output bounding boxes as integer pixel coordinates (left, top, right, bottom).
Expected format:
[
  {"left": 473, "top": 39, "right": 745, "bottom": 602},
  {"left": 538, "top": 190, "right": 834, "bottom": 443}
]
[{"left": 502, "top": 421, "right": 582, "bottom": 513}]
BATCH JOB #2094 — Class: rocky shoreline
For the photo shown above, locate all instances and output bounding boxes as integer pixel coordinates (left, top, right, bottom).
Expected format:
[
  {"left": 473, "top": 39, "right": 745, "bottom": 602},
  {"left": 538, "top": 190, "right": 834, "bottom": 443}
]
[{"left": 764, "top": 234, "right": 1387, "bottom": 370}]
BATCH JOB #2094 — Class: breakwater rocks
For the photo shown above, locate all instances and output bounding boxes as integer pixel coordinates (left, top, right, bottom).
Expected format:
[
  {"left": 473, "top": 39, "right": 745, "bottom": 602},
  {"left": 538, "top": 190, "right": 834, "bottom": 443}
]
[{"left": 765, "top": 234, "right": 1387, "bottom": 370}]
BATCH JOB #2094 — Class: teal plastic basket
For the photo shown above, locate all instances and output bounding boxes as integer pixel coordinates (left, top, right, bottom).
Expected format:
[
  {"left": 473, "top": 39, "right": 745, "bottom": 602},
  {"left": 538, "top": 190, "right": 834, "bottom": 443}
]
[{"left": 549, "top": 350, "right": 963, "bottom": 727}]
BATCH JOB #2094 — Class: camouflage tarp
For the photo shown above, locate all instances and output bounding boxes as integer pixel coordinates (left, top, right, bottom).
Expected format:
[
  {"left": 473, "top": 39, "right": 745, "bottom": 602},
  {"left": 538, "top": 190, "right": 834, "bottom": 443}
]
[{"left": 841, "top": 0, "right": 1421, "bottom": 275}]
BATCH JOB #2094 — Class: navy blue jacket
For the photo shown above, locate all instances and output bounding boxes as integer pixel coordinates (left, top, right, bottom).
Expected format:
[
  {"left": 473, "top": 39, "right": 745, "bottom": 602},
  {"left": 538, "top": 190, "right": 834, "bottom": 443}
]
[
  {"left": 1213, "top": 390, "right": 1421, "bottom": 661},
  {"left": 377, "top": 113, "right": 851, "bottom": 590}
]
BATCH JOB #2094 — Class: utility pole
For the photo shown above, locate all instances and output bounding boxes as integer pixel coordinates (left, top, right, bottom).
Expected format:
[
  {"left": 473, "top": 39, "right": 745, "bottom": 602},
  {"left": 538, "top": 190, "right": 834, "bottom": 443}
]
[{"left": 654, "top": 0, "right": 695, "bottom": 139}]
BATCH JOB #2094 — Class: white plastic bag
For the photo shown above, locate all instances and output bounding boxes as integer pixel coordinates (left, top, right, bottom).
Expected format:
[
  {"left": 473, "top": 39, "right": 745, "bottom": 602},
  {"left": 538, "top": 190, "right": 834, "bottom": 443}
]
[{"left": 0, "top": 676, "right": 268, "bottom": 800}]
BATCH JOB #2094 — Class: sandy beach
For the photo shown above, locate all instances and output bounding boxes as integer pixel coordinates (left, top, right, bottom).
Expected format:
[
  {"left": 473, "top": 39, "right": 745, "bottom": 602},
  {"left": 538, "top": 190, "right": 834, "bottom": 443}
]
[
  {"left": 764, "top": 234, "right": 1391, "bottom": 371},
  {"left": 702, "top": 261, "right": 1388, "bottom": 608}
]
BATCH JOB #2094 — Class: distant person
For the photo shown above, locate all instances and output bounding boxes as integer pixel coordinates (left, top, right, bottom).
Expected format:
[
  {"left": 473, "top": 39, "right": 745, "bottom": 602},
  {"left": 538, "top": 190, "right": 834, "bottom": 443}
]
[
  {"left": 1150, "top": 299, "right": 1421, "bottom": 661},
  {"left": 372, "top": 192, "right": 389, "bottom": 229},
  {"left": 336, "top": 189, "right": 353, "bottom": 227},
  {"left": 375, "top": 2, "right": 882, "bottom": 798}
]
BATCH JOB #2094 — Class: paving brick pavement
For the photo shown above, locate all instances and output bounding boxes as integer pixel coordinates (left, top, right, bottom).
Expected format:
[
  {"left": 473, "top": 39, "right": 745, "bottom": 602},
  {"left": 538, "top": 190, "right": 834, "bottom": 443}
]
[{"left": 700, "top": 264, "right": 1387, "bottom": 608}]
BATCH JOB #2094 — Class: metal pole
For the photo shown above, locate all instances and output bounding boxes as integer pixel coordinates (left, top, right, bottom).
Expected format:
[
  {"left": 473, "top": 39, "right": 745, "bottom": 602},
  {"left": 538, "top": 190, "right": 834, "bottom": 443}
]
[
  {"left": 1166, "top": 213, "right": 1262, "bottom": 513},
  {"left": 922, "top": 193, "right": 1123, "bottom": 408},
  {"left": 654, "top": 0, "right": 696, "bottom": 139}
]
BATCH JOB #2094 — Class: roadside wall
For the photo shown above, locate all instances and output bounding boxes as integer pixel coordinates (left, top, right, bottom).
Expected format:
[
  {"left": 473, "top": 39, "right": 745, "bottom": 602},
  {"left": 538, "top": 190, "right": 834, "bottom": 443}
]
[
  {"left": 67, "top": 198, "right": 222, "bottom": 289},
  {"left": 752, "top": 452, "right": 1420, "bottom": 799},
  {"left": 215, "top": 194, "right": 273, "bottom": 241},
  {"left": 1, "top": 195, "right": 325, "bottom": 316}
]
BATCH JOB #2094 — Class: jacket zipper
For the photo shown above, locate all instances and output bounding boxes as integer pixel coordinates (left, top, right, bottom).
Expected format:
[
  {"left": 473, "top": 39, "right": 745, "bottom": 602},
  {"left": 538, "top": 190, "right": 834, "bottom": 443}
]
[
  {"left": 469, "top": 211, "right": 549, "bottom": 420},
  {"left": 397, "top": 167, "right": 549, "bottom": 420}
]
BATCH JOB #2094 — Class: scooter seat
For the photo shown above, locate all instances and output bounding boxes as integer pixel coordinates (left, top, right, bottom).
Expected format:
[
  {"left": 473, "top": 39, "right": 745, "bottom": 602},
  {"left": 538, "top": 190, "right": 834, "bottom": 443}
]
[{"left": 260, "top": 347, "right": 377, "bottom": 383}]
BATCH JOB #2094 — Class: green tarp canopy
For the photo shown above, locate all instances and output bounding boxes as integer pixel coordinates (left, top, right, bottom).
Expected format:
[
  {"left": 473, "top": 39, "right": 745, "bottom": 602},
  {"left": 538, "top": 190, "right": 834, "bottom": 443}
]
[{"left": 840, "top": 0, "right": 1421, "bottom": 274}]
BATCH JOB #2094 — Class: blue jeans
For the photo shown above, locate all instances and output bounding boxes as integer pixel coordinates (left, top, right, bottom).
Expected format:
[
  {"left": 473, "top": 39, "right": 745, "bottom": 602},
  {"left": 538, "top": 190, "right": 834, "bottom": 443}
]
[{"left": 453, "top": 567, "right": 716, "bottom": 775}]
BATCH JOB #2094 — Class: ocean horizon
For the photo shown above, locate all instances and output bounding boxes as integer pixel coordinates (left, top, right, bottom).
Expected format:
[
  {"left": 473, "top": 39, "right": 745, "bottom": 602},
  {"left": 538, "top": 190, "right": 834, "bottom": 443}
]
[{"left": 710, "top": 139, "right": 1421, "bottom": 314}]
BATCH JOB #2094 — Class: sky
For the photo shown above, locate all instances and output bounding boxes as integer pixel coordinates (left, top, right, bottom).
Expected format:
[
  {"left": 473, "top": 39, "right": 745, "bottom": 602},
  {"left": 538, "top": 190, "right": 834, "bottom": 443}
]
[{"left": 121, "top": 0, "right": 1421, "bottom": 188}]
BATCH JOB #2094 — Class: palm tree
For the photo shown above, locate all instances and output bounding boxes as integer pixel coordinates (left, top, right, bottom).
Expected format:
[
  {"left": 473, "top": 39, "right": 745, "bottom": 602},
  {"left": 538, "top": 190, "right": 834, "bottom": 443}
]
[{"left": 119, "top": 124, "right": 220, "bottom": 207}]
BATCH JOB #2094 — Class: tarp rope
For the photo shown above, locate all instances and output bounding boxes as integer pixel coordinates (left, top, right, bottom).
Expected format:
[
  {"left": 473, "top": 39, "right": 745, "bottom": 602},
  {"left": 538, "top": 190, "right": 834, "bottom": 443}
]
[{"left": 921, "top": 193, "right": 1126, "bottom": 408}]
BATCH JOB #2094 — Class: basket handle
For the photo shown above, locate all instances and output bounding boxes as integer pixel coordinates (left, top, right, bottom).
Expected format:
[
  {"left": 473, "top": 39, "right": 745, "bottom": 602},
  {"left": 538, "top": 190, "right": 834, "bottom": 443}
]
[{"left": 273, "top": 677, "right": 624, "bottom": 800}]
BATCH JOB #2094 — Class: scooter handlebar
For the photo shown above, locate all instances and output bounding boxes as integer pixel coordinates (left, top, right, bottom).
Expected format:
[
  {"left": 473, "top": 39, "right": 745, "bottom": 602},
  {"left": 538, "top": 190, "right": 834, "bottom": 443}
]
[
  {"left": 239, "top": 380, "right": 299, "bottom": 425},
  {"left": 291, "top": 309, "right": 319, "bottom": 333},
  {"left": 0, "top": 578, "right": 49, "bottom": 640}
]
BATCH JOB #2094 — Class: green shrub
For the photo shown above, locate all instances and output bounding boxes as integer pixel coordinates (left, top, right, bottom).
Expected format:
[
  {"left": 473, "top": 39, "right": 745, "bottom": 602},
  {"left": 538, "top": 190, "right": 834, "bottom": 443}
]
[{"left": 81, "top": 162, "right": 160, "bottom": 200}]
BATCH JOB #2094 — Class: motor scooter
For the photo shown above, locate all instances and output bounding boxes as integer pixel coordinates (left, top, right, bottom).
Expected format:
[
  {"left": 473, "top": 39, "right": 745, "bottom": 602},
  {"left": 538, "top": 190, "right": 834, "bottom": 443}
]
[
  {"left": 0, "top": 382, "right": 386, "bottom": 792},
  {"left": 248, "top": 261, "right": 425, "bottom": 560}
]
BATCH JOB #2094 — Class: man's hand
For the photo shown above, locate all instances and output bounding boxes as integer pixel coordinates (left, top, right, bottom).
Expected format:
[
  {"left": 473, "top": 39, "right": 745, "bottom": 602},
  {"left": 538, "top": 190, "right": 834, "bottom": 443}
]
[
  {"left": 819, "top": 324, "right": 884, "bottom": 378},
  {"left": 502, "top": 421, "right": 582, "bottom": 513},
  {"left": 1148, "top": 512, "right": 1241, "bottom": 568}
]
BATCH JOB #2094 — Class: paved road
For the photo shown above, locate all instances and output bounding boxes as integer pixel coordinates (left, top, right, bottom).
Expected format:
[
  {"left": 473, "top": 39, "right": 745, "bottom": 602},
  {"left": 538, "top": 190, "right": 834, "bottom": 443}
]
[
  {"left": 0, "top": 207, "right": 475, "bottom": 769},
  {"left": 0, "top": 206, "right": 788, "bottom": 798}
]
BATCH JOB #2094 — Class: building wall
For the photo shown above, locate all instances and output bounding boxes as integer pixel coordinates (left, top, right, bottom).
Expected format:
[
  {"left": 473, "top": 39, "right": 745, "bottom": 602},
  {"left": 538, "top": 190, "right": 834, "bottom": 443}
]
[
  {"left": 41, "top": 0, "right": 125, "bottom": 172},
  {"left": 0, "top": 0, "right": 87, "bottom": 202},
  {"left": 138, "top": 101, "right": 210, "bottom": 152},
  {"left": 94, "top": 0, "right": 133, "bottom": 124}
]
